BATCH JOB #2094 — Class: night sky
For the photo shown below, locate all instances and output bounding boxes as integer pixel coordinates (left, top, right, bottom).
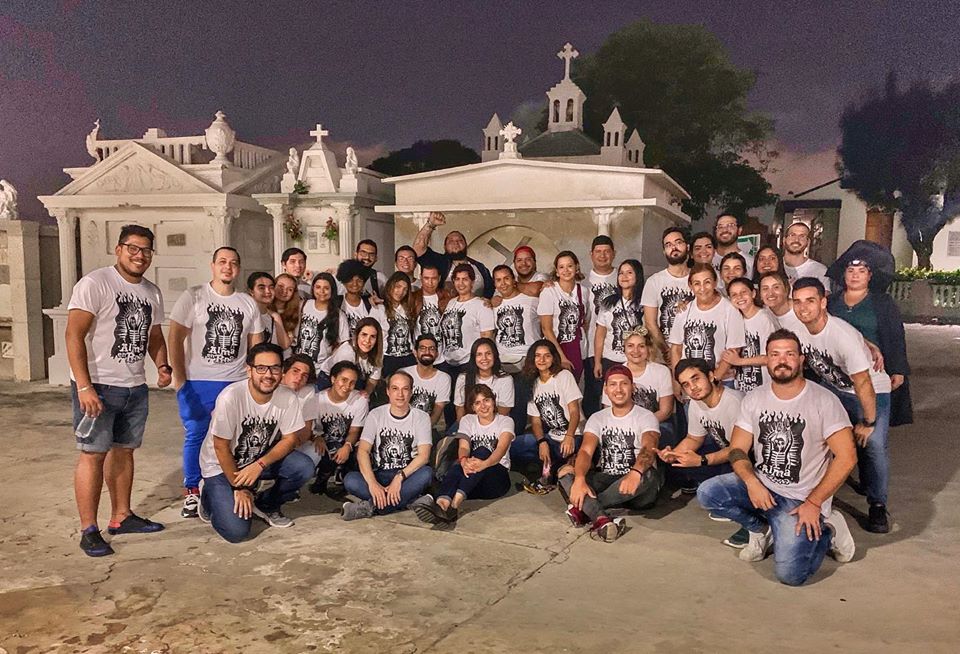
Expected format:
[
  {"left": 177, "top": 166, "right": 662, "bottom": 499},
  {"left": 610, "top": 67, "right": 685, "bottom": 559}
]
[{"left": 2, "top": 0, "right": 958, "bottom": 218}]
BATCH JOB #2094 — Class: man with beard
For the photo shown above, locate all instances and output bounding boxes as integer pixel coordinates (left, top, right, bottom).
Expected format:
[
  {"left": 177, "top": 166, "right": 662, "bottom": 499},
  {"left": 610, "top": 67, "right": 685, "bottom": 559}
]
[
  {"left": 642, "top": 227, "right": 695, "bottom": 363},
  {"left": 782, "top": 222, "right": 830, "bottom": 290},
  {"left": 513, "top": 245, "right": 547, "bottom": 293},
  {"left": 582, "top": 235, "right": 618, "bottom": 417},
  {"left": 66, "top": 224, "right": 170, "bottom": 556},
  {"left": 412, "top": 211, "right": 494, "bottom": 298},
  {"left": 197, "top": 343, "right": 312, "bottom": 542},
  {"left": 712, "top": 213, "right": 754, "bottom": 277},
  {"left": 697, "top": 329, "right": 857, "bottom": 585},
  {"left": 402, "top": 334, "right": 451, "bottom": 431},
  {"left": 792, "top": 278, "right": 892, "bottom": 533}
]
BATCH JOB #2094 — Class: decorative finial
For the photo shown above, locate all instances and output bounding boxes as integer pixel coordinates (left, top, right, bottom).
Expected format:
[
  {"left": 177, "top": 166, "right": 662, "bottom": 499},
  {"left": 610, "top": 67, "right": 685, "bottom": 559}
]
[
  {"left": 499, "top": 122, "right": 522, "bottom": 159},
  {"left": 204, "top": 110, "right": 236, "bottom": 166},
  {"left": 0, "top": 180, "right": 19, "bottom": 220},
  {"left": 557, "top": 42, "right": 579, "bottom": 80}
]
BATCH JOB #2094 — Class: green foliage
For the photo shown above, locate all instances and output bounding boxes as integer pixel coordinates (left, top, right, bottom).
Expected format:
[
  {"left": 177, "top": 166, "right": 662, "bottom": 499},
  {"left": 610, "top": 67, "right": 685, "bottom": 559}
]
[
  {"left": 569, "top": 20, "right": 777, "bottom": 219},
  {"left": 369, "top": 140, "right": 480, "bottom": 176},
  {"left": 895, "top": 267, "right": 960, "bottom": 284},
  {"left": 293, "top": 180, "right": 309, "bottom": 195}
]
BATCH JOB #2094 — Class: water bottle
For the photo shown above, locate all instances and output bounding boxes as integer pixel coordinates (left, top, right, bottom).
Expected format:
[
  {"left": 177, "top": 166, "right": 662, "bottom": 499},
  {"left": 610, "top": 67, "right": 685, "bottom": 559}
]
[{"left": 75, "top": 414, "right": 97, "bottom": 444}]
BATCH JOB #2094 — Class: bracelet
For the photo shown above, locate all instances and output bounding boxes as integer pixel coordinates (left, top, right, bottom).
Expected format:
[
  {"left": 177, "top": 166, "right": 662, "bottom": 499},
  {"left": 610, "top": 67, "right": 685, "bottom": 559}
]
[
  {"left": 806, "top": 498, "right": 822, "bottom": 509},
  {"left": 700, "top": 454, "right": 709, "bottom": 467},
  {"left": 77, "top": 385, "right": 92, "bottom": 393},
  {"left": 458, "top": 456, "right": 469, "bottom": 463},
  {"left": 256, "top": 460, "right": 266, "bottom": 469},
  {"left": 158, "top": 364, "right": 173, "bottom": 374},
  {"left": 629, "top": 467, "right": 643, "bottom": 476},
  {"left": 399, "top": 470, "right": 407, "bottom": 481},
  {"left": 536, "top": 437, "right": 548, "bottom": 446},
  {"left": 343, "top": 441, "right": 354, "bottom": 449}
]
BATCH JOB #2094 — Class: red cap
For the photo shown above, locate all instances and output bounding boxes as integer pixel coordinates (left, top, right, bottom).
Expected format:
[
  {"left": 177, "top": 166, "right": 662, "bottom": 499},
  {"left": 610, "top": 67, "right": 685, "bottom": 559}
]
[
  {"left": 513, "top": 245, "right": 536, "bottom": 260},
  {"left": 604, "top": 364, "right": 633, "bottom": 384}
]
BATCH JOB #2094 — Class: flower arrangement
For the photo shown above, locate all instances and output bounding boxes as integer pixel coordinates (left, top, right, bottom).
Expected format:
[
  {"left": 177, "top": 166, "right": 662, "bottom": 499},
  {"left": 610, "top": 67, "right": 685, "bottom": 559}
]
[
  {"left": 293, "top": 180, "right": 309, "bottom": 195},
  {"left": 322, "top": 216, "right": 338, "bottom": 241},
  {"left": 283, "top": 214, "right": 303, "bottom": 241}
]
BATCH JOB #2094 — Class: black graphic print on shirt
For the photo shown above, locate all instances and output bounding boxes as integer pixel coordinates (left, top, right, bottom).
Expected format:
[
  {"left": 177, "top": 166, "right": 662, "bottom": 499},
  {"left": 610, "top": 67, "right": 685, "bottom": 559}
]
[
  {"left": 735, "top": 330, "right": 763, "bottom": 392},
  {"left": 598, "top": 427, "right": 637, "bottom": 475},
  {"left": 469, "top": 429, "right": 500, "bottom": 455},
  {"left": 682, "top": 319, "right": 718, "bottom": 367},
  {"left": 418, "top": 304, "right": 441, "bottom": 338},
  {"left": 318, "top": 413, "right": 351, "bottom": 449},
  {"left": 233, "top": 415, "right": 280, "bottom": 468},
  {"left": 610, "top": 305, "right": 640, "bottom": 353},
  {"left": 202, "top": 304, "right": 245, "bottom": 363},
  {"left": 112, "top": 292, "right": 152, "bottom": 363},
  {"left": 440, "top": 308, "right": 466, "bottom": 351},
  {"left": 659, "top": 287, "right": 694, "bottom": 335},
  {"left": 802, "top": 345, "right": 854, "bottom": 391},
  {"left": 386, "top": 316, "right": 412, "bottom": 356},
  {"left": 345, "top": 311, "right": 362, "bottom": 339},
  {"left": 755, "top": 411, "right": 805, "bottom": 485},
  {"left": 297, "top": 314, "right": 323, "bottom": 361},
  {"left": 591, "top": 282, "right": 616, "bottom": 315},
  {"left": 534, "top": 392, "right": 569, "bottom": 433},
  {"left": 557, "top": 299, "right": 581, "bottom": 343},
  {"left": 633, "top": 385, "right": 659, "bottom": 413},
  {"left": 700, "top": 418, "right": 729, "bottom": 448},
  {"left": 496, "top": 304, "right": 526, "bottom": 348},
  {"left": 411, "top": 387, "right": 437, "bottom": 414},
  {"left": 375, "top": 428, "right": 415, "bottom": 470}
]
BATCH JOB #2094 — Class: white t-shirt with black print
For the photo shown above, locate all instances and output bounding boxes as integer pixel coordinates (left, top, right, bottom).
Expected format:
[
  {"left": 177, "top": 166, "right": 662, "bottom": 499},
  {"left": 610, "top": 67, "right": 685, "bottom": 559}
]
[
  {"left": 601, "top": 362, "right": 674, "bottom": 413},
  {"left": 360, "top": 405, "right": 432, "bottom": 471},
  {"left": 402, "top": 365, "right": 452, "bottom": 417},
  {"left": 336, "top": 270, "right": 388, "bottom": 300},
  {"left": 596, "top": 297, "right": 643, "bottom": 362},
  {"left": 687, "top": 387, "right": 744, "bottom": 449},
  {"left": 416, "top": 293, "right": 443, "bottom": 340},
  {"left": 640, "top": 269, "right": 694, "bottom": 339},
  {"left": 586, "top": 269, "right": 617, "bottom": 359},
  {"left": 494, "top": 294, "right": 541, "bottom": 363},
  {"left": 340, "top": 297, "right": 385, "bottom": 340},
  {"left": 457, "top": 413, "right": 515, "bottom": 468},
  {"left": 735, "top": 309, "right": 779, "bottom": 393},
  {"left": 67, "top": 266, "right": 164, "bottom": 387},
  {"left": 526, "top": 369, "right": 583, "bottom": 442},
  {"left": 736, "top": 381, "right": 852, "bottom": 515},
  {"left": 170, "top": 283, "right": 263, "bottom": 382},
  {"left": 453, "top": 373, "right": 515, "bottom": 409},
  {"left": 444, "top": 261, "right": 486, "bottom": 296},
  {"left": 303, "top": 389, "right": 368, "bottom": 454},
  {"left": 199, "top": 382, "right": 305, "bottom": 478},
  {"left": 377, "top": 304, "right": 414, "bottom": 358},
  {"left": 584, "top": 405, "right": 660, "bottom": 476},
  {"left": 769, "top": 306, "right": 805, "bottom": 335},
  {"left": 794, "top": 315, "right": 891, "bottom": 395},
  {"left": 537, "top": 283, "right": 591, "bottom": 357},
  {"left": 296, "top": 301, "right": 349, "bottom": 367},
  {"left": 320, "top": 341, "right": 382, "bottom": 382},
  {"left": 439, "top": 297, "right": 496, "bottom": 365},
  {"left": 713, "top": 250, "right": 755, "bottom": 278},
  {"left": 784, "top": 259, "right": 831, "bottom": 292},
  {"left": 668, "top": 296, "right": 746, "bottom": 370}
]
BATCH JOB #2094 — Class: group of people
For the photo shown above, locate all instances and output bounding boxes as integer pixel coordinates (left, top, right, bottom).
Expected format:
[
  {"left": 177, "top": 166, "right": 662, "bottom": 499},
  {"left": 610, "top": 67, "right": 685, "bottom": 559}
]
[{"left": 65, "top": 209, "right": 911, "bottom": 586}]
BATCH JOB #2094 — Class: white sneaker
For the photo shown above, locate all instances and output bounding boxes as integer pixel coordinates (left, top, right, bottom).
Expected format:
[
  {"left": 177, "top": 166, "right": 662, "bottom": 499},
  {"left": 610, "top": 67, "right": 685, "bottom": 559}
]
[
  {"left": 826, "top": 509, "right": 855, "bottom": 563},
  {"left": 739, "top": 527, "right": 772, "bottom": 562}
]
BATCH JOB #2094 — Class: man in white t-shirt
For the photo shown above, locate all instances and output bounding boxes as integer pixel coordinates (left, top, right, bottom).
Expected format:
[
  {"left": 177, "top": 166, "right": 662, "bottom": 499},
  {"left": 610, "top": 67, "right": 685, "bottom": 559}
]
[
  {"left": 66, "top": 224, "right": 170, "bottom": 557},
  {"left": 169, "top": 246, "right": 265, "bottom": 519},
  {"left": 712, "top": 213, "right": 755, "bottom": 277},
  {"left": 402, "top": 334, "right": 451, "bottom": 430},
  {"left": 792, "top": 277, "right": 892, "bottom": 533},
  {"left": 197, "top": 343, "right": 312, "bottom": 542},
  {"left": 642, "top": 227, "right": 695, "bottom": 364},
  {"left": 583, "top": 235, "right": 618, "bottom": 417},
  {"left": 697, "top": 329, "right": 857, "bottom": 585},
  {"left": 281, "top": 247, "right": 313, "bottom": 299},
  {"left": 782, "top": 222, "right": 830, "bottom": 291},
  {"left": 561, "top": 365, "right": 662, "bottom": 542},
  {"left": 513, "top": 245, "right": 548, "bottom": 294},
  {"left": 341, "top": 371, "right": 433, "bottom": 520}
]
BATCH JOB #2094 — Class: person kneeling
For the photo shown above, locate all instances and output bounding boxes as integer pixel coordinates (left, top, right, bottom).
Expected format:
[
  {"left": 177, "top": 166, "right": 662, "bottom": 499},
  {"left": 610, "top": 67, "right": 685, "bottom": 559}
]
[
  {"left": 412, "top": 384, "right": 514, "bottom": 524},
  {"left": 198, "top": 343, "right": 314, "bottom": 543},
  {"left": 341, "top": 371, "right": 433, "bottom": 520},
  {"left": 560, "top": 365, "right": 663, "bottom": 543}
]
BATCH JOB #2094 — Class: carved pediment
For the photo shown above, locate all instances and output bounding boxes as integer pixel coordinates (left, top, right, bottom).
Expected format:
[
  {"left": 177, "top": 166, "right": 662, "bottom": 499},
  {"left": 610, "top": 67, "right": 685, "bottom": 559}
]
[{"left": 84, "top": 160, "right": 190, "bottom": 194}]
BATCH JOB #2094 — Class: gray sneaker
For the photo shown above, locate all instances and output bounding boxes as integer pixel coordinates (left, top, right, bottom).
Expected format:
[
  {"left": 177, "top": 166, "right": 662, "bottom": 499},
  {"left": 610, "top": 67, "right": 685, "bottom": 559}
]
[
  {"left": 251, "top": 505, "right": 294, "bottom": 528},
  {"left": 197, "top": 481, "right": 210, "bottom": 524},
  {"left": 739, "top": 527, "right": 772, "bottom": 562},
  {"left": 341, "top": 500, "right": 374, "bottom": 521}
]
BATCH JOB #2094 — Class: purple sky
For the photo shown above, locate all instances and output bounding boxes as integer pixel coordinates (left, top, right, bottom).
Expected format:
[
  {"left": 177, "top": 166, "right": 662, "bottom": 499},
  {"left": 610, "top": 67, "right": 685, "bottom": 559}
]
[{"left": 2, "top": 0, "right": 958, "bottom": 218}]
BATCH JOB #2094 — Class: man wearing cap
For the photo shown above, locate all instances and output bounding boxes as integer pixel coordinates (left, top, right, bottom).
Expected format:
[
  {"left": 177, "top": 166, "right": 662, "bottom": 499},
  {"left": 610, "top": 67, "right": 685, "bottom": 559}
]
[
  {"left": 559, "top": 365, "right": 663, "bottom": 542},
  {"left": 783, "top": 222, "right": 830, "bottom": 290},
  {"left": 513, "top": 245, "right": 547, "bottom": 294},
  {"left": 412, "top": 212, "right": 495, "bottom": 298}
]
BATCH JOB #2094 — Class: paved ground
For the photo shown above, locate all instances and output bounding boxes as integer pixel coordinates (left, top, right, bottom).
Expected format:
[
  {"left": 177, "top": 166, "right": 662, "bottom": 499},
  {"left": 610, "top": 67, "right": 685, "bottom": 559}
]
[{"left": 2, "top": 324, "right": 959, "bottom": 653}]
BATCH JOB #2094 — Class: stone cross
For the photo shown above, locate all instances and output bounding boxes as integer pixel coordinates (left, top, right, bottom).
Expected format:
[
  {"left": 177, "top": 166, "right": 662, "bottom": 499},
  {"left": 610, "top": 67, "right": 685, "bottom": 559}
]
[
  {"left": 557, "top": 42, "right": 579, "bottom": 80},
  {"left": 499, "top": 122, "right": 522, "bottom": 159},
  {"left": 309, "top": 124, "right": 329, "bottom": 149}
]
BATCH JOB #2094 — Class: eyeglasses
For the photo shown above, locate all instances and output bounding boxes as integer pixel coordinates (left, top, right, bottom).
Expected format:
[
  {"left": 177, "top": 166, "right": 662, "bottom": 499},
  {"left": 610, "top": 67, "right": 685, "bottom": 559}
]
[
  {"left": 120, "top": 243, "right": 155, "bottom": 257},
  {"left": 252, "top": 365, "right": 283, "bottom": 375},
  {"left": 417, "top": 346, "right": 438, "bottom": 352}
]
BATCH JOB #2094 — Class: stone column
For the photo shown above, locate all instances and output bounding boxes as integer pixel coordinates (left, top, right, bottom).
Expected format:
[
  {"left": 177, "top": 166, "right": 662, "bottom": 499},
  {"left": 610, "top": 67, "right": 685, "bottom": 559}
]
[
  {"left": 4, "top": 220, "right": 45, "bottom": 380},
  {"left": 50, "top": 208, "right": 78, "bottom": 307},
  {"left": 205, "top": 206, "right": 240, "bottom": 250},
  {"left": 331, "top": 202, "right": 354, "bottom": 260},
  {"left": 593, "top": 207, "right": 623, "bottom": 237},
  {"left": 262, "top": 203, "right": 289, "bottom": 274}
]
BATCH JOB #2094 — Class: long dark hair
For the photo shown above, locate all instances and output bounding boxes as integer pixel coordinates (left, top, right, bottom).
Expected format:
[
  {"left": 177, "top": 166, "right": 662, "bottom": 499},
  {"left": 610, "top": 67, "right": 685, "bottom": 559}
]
[
  {"left": 752, "top": 246, "right": 783, "bottom": 285},
  {"left": 312, "top": 272, "right": 342, "bottom": 347},
  {"left": 601, "top": 258, "right": 645, "bottom": 313},
  {"left": 383, "top": 271, "right": 414, "bottom": 322},
  {"left": 352, "top": 317, "right": 383, "bottom": 369},
  {"left": 521, "top": 338, "right": 563, "bottom": 380},
  {"left": 464, "top": 338, "right": 506, "bottom": 408}
]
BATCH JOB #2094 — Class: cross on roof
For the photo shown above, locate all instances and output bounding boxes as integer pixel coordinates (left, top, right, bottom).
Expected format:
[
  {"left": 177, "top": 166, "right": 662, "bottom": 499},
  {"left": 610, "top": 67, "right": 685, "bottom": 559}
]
[
  {"left": 557, "top": 42, "right": 579, "bottom": 80},
  {"left": 500, "top": 121, "right": 522, "bottom": 146},
  {"left": 309, "top": 123, "right": 329, "bottom": 148}
]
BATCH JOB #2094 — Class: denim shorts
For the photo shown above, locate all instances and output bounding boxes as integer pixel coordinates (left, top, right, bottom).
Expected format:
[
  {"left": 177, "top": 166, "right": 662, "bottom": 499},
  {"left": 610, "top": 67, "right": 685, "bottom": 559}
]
[{"left": 71, "top": 381, "right": 149, "bottom": 453}]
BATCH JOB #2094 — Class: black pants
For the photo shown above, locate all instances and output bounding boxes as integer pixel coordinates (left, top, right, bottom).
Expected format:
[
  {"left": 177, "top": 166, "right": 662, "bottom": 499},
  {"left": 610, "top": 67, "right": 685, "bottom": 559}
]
[
  {"left": 436, "top": 361, "right": 464, "bottom": 428},
  {"left": 383, "top": 354, "right": 416, "bottom": 377},
  {"left": 582, "top": 356, "right": 604, "bottom": 418},
  {"left": 437, "top": 446, "right": 512, "bottom": 501}
]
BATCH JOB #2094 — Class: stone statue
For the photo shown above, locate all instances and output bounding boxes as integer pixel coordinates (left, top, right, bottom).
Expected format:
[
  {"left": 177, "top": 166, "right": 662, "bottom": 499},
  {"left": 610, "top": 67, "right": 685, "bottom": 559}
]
[
  {"left": 85, "top": 119, "right": 102, "bottom": 161},
  {"left": 0, "top": 180, "right": 19, "bottom": 220},
  {"left": 286, "top": 148, "right": 301, "bottom": 177},
  {"left": 345, "top": 146, "right": 359, "bottom": 175}
]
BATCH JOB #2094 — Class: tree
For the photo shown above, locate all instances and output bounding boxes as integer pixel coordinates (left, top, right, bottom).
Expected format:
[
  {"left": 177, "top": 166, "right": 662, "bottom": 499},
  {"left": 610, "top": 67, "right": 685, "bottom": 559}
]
[
  {"left": 369, "top": 139, "right": 480, "bottom": 176},
  {"left": 553, "top": 20, "right": 777, "bottom": 219},
  {"left": 838, "top": 73, "right": 960, "bottom": 268}
]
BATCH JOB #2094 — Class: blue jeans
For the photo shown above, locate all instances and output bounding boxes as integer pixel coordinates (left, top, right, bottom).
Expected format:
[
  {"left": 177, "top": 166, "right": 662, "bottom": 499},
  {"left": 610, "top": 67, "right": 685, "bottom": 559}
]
[
  {"left": 201, "top": 450, "right": 315, "bottom": 543},
  {"left": 343, "top": 466, "right": 433, "bottom": 514},
  {"left": 834, "top": 390, "right": 891, "bottom": 505},
  {"left": 698, "top": 473, "right": 831, "bottom": 586},
  {"left": 71, "top": 381, "right": 149, "bottom": 453},
  {"left": 510, "top": 433, "right": 582, "bottom": 477},
  {"left": 177, "top": 380, "right": 232, "bottom": 489}
]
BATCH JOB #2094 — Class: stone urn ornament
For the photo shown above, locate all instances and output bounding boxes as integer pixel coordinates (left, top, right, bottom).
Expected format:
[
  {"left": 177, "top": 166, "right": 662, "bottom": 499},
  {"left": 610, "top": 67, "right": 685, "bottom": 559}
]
[{"left": 205, "top": 110, "right": 236, "bottom": 166}]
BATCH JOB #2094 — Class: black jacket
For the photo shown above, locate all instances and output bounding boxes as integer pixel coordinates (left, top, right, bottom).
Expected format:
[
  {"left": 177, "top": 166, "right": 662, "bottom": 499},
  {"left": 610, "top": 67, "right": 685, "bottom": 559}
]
[{"left": 417, "top": 247, "right": 495, "bottom": 299}]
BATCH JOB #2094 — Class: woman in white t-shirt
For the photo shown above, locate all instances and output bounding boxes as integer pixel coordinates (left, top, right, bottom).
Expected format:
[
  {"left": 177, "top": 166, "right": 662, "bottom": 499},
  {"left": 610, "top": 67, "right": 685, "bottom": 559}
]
[
  {"left": 295, "top": 272, "right": 348, "bottom": 370},
  {"left": 723, "top": 277, "right": 778, "bottom": 393},
  {"left": 378, "top": 272, "right": 416, "bottom": 376},
  {"left": 538, "top": 251, "right": 590, "bottom": 381},
  {"left": 593, "top": 259, "right": 645, "bottom": 378},
  {"left": 319, "top": 317, "right": 383, "bottom": 396},
  {"left": 412, "top": 384, "right": 515, "bottom": 523},
  {"left": 273, "top": 273, "right": 303, "bottom": 348},
  {"left": 603, "top": 328, "right": 675, "bottom": 423},
  {"left": 453, "top": 338, "right": 515, "bottom": 420},
  {"left": 719, "top": 252, "right": 747, "bottom": 292}
]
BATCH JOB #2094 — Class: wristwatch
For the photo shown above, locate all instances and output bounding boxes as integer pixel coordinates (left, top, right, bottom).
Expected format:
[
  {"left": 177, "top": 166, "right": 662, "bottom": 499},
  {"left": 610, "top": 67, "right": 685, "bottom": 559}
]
[
  {"left": 700, "top": 454, "right": 709, "bottom": 467},
  {"left": 859, "top": 419, "right": 876, "bottom": 428}
]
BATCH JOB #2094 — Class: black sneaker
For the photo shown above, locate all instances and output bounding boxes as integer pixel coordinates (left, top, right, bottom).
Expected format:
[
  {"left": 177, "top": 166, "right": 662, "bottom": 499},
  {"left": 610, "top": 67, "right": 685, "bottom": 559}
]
[
  {"left": 680, "top": 482, "right": 699, "bottom": 495},
  {"left": 308, "top": 475, "right": 328, "bottom": 496},
  {"left": 107, "top": 513, "right": 165, "bottom": 535},
  {"left": 723, "top": 527, "right": 749, "bottom": 549},
  {"left": 79, "top": 528, "right": 114, "bottom": 557},
  {"left": 867, "top": 503, "right": 890, "bottom": 533}
]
